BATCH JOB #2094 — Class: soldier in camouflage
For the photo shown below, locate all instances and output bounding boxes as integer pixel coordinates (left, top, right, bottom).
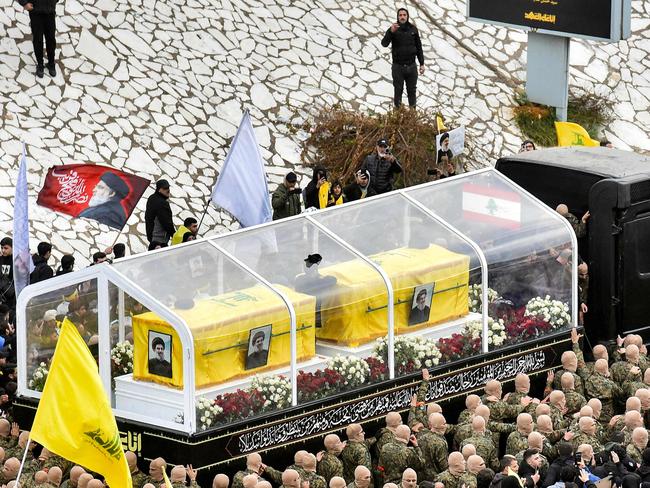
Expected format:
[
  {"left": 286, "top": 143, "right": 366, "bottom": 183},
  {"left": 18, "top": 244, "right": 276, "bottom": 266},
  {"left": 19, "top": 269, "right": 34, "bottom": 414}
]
[
  {"left": 505, "top": 374, "right": 537, "bottom": 415},
  {"left": 458, "top": 395, "right": 482, "bottom": 425},
  {"left": 550, "top": 351, "right": 587, "bottom": 397},
  {"left": 627, "top": 427, "right": 647, "bottom": 465},
  {"left": 548, "top": 390, "right": 569, "bottom": 429},
  {"left": 168, "top": 464, "right": 201, "bottom": 488},
  {"left": 341, "top": 424, "right": 374, "bottom": 488},
  {"left": 347, "top": 466, "right": 372, "bottom": 488},
  {"left": 571, "top": 417, "right": 603, "bottom": 453},
  {"left": 434, "top": 451, "right": 472, "bottom": 488},
  {"left": 212, "top": 474, "right": 230, "bottom": 488},
  {"left": 378, "top": 425, "right": 424, "bottom": 484},
  {"left": 460, "top": 416, "right": 499, "bottom": 471},
  {"left": 303, "top": 453, "right": 328, "bottom": 488},
  {"left": 408, "top": 369, "right": 431, "bottom": 428},
  {"left": 465, "top": 455, "right": 486, "bottom": 488},
  {"left": 417, "top": 413, "right": 449, "bottom": 480},
  {"left": 476, "top": 404, "right": 517, "bottom": 449},
  {"left": 59, "top": 465, "right": 85, "bottom": 488},
  {"left": 331, "top": 476, "right": 348, "bottom": 488},
  {"left": 623, "top": 368, "right": 650, "bottom": 397},
  {"left": 585, "top": 359, "right": 624, "bottom": 422},
  {"left": 124, "top": 452, "right": 147, "bottom": 488},
  {"left": 375, "top": 412, "right": 403, "bottom": 458},
  {"left": 482, "top": 380, "right": 531, "bottom": 422},
  {"left": 281, "top": 469, "right": 302, "bottom": 488},
  {"left": 560, "top": 373, "right": 587, "bottom": 416},
  {"left": 318, "top": 434, "right": 345, "bottom": 483},
  {"left": 555, "top": 204, "right": 589, "bottom": 238},
  {"left": 399, "top": 467, "right": 418, "bottom": 488},
  {"left": 461, "top": 444, "right": 476, "bottom": 461},
  {"left": 506, "top": 413, "right": 534, "bottom": 456},
  {"left": 610, "top": 344, "right": 643, "bottom": 386},
  {"left": 286, "top": 451, "right": 309, "bottom": 478},
  {"left": 141, "top": 457, "right": 167, "bottom": 488}
]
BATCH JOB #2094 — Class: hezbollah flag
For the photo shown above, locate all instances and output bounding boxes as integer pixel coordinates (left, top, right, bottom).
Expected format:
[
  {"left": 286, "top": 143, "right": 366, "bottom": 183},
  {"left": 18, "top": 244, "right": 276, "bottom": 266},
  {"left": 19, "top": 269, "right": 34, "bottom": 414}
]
[
  {"left": 555, "top": 121, "right": 600, "bottom": 147},
  {"left": 30, "top": 319, "right": 132, "bottom": 488}
]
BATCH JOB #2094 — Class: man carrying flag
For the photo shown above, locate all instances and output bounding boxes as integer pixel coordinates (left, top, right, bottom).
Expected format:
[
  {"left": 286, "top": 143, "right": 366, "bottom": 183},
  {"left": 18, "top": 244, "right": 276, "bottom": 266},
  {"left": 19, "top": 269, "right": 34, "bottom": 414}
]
[{"left": 27, "top": 320, "right": 132, "bottom": 488}]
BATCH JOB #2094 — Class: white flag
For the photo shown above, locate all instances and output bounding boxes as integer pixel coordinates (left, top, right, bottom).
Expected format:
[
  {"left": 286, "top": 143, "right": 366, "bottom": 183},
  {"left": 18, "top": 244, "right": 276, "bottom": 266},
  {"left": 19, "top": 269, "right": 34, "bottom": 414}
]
[
  {"left": 211, "top": 111, "right": 272, "bottom": 228},
  {"left": 13, "top": 143, "right": 33, "bottom": 298}
]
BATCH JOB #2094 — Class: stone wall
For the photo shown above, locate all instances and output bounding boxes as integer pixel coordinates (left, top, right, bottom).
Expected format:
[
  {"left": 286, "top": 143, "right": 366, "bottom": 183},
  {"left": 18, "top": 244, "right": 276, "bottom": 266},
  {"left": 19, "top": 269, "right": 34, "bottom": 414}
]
[{"left": 0, "top": 0, "right": 648, "bottom": 266}]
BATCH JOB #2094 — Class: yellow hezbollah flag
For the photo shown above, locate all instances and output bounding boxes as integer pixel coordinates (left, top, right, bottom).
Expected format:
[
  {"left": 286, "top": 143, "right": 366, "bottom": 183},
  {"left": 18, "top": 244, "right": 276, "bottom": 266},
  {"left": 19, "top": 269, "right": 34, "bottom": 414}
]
[
  {"left": 30, "top": 319, "right": 132, "bottom": 488},
  {"left": 555, "top": 121, "right": 600, "bottom": 147},
  {"left": 436, "top": 114, "right": 448, "bottom": 132},
  {"left": 162, "top": 468, "right": 173, "bottom": 488}
]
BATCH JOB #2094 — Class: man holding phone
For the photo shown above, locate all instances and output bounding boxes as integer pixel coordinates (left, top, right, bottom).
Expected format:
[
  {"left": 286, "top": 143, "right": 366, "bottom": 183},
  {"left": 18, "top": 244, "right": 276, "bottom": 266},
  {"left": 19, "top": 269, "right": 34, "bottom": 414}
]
[
  {"left": 271, "top": 171, "right": 302, "bottom": 220},
  {"left": 360, "top": 139, "right": 402, "bottom": 195}
]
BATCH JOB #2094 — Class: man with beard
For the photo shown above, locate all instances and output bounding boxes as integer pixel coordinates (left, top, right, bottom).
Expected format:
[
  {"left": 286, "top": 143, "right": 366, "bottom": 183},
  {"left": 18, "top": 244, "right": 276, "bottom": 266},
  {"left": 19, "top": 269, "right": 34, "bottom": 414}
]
[
  {"left": 381, "top": 7, "right": 425, "bottom": 107},
  {"left": 148, "top": 337, "right": 172, "bottom": 378},
  {"left": 409, "top": 288, "right": 431, "bottom": 325},
  {"left": 78, "top": 172, "right": 130, "bottom": 229}
]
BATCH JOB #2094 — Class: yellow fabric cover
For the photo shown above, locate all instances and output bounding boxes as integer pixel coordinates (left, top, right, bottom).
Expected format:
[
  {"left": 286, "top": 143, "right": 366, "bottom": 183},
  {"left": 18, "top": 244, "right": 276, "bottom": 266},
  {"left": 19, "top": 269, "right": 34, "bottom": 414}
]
[
  {"left": 133, "top": 285, "right": 316, "bottom": 388},
  {"left": 315, "top": 245, "right": 470, "bottom": 346}
]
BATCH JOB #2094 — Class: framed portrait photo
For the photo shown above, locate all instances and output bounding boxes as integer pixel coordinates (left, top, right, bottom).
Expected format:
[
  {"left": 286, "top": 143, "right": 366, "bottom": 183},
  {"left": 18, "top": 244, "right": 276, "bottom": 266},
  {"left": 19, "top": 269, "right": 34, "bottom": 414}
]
[
  {"left": 408, "top": 283, "right": 435, "bottom": 326},
  {"left": 245, "top": 324, "right": 272, "bottom": 370},
  {"left": 148, "top": 330, "right": 173, "bottom": 378}
]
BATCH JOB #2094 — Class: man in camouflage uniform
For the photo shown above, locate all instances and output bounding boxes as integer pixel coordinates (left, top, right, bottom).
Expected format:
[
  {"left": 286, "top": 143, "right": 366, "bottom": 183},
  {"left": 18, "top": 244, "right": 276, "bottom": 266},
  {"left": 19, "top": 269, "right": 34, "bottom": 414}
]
[
  {"left": 457, "top": 395, "right": 482, "bottom": 425},
  {"left": 317, "top": 434, "right": 345, "bottom": 483},
  {"left": 378, "top": 425, "right": 424, "bottom": 484},
  {"left": 434, "top": 452, "right": 473, "bottom": 488},
  {"left": 548, "top": 390, "right": 569, "bottom": 429},
  {"left": 624, "top": 368, "right": 650, "bottom": 397},
  {"left": 0, "top": 457, "right": 20, "bottom": 486},
  {"left": 465, "top": 455, "right": 486, "bottom": 488},
  {"left": 460, "top": 416, "right": 499, "bottom": 471},
  {"left": 124, "top": 452, "right": 146, "bottom": 488},
  {"left": 168, "top": 464, "right": 201, "bottom": 488},
  {"left": 60, "top": 465, "right": 85, "bottom": 488},
  {"left": 341, "top": 424, "right": 374, "bottom": 488},
  {"left": 399, "top": 468, "right": 418, "bottom": 488},
  {"left": 281, "top": 470, "right": 302, "bottom": 488},
  {"left": 482, "top": 380, "right": 531, "bottom": 422},
  {"left": 571, "top": 417, "right": 603, "bottom": 453},
  {"left": 626, "top": 427, "right": 647, "bottom": 465},
  {"left": 555, "top": 204, "right": 589, "bottom": 238},
  {"left": 0, "top": 421, "right": 17, "bottom": 451},
  {"left": 550, "top": 351, "right": 587, "bottom": 397},
  {"left": 5, "top": 431, "right": 33, "bottom": 464},
  {"left": 506, "top": 413, "right": 534, "bottom": 456},
  {"left": 505, "top": 374, "right": 537, "bottom": 415},
  {"left": 560, "top": 372, "right": 587, "bottom": 416},
  {"left": 348, "top": 466, "right": 372, "bottom": 488},
  {"left": 233, "top": 454, "right": 262, "bottom": 488},
  {"left": 286, "top": 451, "right": 308, "bottom": 478},
  {"left": 417, "top": 413, "right": 449, "bottom": 480},
  {"left": 303, "top": 453, "right": 327, "bottom": 488},
  {"left": 610, "top": 344, "right": 643, "bottom": 386},
  {"left": 408, "top": 369, "right": 431, "bottom": 428},
  {"left": 585, "top": 359, "right": 624, "bottom": 422},
  {"left": 375, "top": 412, "right": 402, "bottom": 458}
]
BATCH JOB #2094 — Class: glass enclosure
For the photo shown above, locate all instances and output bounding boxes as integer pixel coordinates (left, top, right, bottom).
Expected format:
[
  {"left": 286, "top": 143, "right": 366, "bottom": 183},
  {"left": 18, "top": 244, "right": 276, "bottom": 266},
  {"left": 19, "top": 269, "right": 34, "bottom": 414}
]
[{"left": 16, "top": 169, "right": 576, "bottom": 434}]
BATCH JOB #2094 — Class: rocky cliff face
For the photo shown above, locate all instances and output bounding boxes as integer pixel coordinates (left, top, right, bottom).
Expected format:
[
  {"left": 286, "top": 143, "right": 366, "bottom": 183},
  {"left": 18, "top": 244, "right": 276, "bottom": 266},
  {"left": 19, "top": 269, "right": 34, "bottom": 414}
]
[{"left": 0, "top": 0, "right": 648, "bottom": 266}]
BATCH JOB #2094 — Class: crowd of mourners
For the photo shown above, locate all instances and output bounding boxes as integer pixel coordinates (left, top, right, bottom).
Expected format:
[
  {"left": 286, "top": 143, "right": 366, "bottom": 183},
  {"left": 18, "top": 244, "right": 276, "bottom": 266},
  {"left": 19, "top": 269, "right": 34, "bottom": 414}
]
[{"left": 0, "top": 328, "right": 645, "bottom": 487}]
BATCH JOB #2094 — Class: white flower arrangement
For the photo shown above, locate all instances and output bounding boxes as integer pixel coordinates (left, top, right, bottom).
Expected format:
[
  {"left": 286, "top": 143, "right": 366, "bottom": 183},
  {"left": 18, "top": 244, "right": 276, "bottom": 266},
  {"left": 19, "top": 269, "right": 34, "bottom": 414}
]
[
  {"left": 29, "top": 362, "right": 49, "bottom": 391},
  {"left": 372, "top": 335, "right": 441, "bottom": 370},
  {"left": 250, "top": 374, "right": 291, "bottom": 409},
  {"left": 326, "top": 355, "right": 370, "bottom": 387},
  {"left": 110, "top": 341, "right": 134, "bottom": 376},
  {"left": 525, "top": 295, "right": 571, "bottom": 329},
  {"left": 196, "top": 397, "right": 223, "bottom": 430},
  {"left": 468, "top": 284, "right": 500, "bottom": 313},
  {"left": 462, "top": 317, "right": 507, "bottom": 347}
]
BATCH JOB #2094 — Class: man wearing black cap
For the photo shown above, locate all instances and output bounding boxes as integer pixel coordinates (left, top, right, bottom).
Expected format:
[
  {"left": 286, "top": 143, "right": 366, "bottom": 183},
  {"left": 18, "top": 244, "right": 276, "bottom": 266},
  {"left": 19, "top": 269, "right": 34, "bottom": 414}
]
[
  {"left": 360, "top": 139, "right": 402, "bottom": 194},
  {"left": 381, "top": 7, "right": 425, "bottom": 107},
  {"left": 272, "top": 171, "right": 302, "bottom": 221},
  {"left": 145, "top": 179, "right": 176, "bottom": 249},
  {"left": 78, "top": 172, "right": 131, "bottom": 229}
]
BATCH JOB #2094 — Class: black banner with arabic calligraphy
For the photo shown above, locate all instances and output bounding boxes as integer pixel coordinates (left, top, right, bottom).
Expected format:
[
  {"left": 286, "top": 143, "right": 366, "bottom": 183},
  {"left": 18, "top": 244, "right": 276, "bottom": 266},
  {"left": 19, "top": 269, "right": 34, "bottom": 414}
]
[
  {"left": 469, "top": 0, "right": 613, "bottom": 40},
  {"left": 37, "top": 164, "right": 150, "bottom": 230}
]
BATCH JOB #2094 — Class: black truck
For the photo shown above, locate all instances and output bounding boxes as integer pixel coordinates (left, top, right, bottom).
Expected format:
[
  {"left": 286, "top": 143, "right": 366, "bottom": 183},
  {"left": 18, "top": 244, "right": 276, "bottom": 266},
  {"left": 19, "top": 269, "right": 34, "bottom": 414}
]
[{"left": 496, "top": 146, "right": 650, "bottom": 344}]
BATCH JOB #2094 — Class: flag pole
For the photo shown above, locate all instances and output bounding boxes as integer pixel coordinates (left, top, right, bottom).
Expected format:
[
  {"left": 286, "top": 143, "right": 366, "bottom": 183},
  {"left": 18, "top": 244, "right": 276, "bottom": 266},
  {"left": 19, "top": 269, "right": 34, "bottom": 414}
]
[
  {"left": 196, "top": 195, "right": 213, "bottom": 234},
  {"left": 15, "top": 437, "right": 31, "bottom": 487}
]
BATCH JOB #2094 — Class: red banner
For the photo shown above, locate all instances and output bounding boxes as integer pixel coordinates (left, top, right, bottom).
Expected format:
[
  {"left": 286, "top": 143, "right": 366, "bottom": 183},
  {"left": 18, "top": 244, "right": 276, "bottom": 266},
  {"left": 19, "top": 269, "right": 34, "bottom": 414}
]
[{"left": 37, "top": 164, "right": 150, "bottom": 230}]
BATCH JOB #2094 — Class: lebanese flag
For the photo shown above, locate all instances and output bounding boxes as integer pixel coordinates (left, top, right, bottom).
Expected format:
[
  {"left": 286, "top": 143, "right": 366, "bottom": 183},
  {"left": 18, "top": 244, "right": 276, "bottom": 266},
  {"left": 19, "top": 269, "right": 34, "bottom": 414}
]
[
  {"left": 37, "top": 164, "right": 149, "bottom": 230},
  {"left": 462, "top": 183, "right": 521, "bottom": 229}
]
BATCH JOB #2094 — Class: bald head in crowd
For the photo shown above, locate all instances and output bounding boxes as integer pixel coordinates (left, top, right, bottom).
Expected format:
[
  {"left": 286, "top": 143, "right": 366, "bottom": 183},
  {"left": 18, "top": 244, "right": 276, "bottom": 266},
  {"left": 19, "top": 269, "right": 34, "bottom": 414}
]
[
  {"left": 282, "top": 470, "right": 301, "bottom": 488},
  {"left": 594, "top": 359, "right": 609, "bottom": 376},
  {"left": 462, "top": 443, "right": 476, "bottom": 460},
  {"left": 561, "top": 351, "right": 578, "bottom": 372},
  {"left": 87, "top": 480, "right": 104, "bottom": 488},
  {"left": 395, "top": 424, "right": 412, "bottom": 443},
  {"left": 485, "top": 380, "right": 503, "bottom": 399},
  {"left": 213, "top": 473, "right": 229, "bottom": 488},
  {"left": 303, "top": 453, "right": 317, "bottom": 471},
  {"left": 0, "top": 420, "right": 10, "bottom": 437},
  {"left": 386, "top": 412, "right": 402, "bottom": 432},
  {"left": 243, "top": 474, "right": 259, "bottom": 488},
  {"left": 536, "top": 403, "right": 551, "bottom": 418},
  {"left": 324, "top": 434, "right": 345, "bottom": 454},
  {"left": 247, "top": 453, "right": 263, "bottom": 471},
  {"left": 466, "top": 395, "right": 481, "bottom": 411},
  {"left": 2, "top": 458, "right": 20, "bottom": 481},
  {"left": 592, "top": 344, "right": 608, "bottom": 361},
  {"left": 467, "top": 455, "right": 486, "bottom": 474},
  {"left": 78, "top": 474, "right": 94, "bottom": 488},
  {"left": 69, "top": 466, "right": 86, "bottom": 486},
  {"left": 34, "top": 471, "right": 48, "bottom": 484},
  {"left": 48, "top": 466, "right": 63, "bottom": 486},
  {"left": 626, "top": 396, "right": 641, "bottom": 412},
  {"left": 560, "top": 373, "right": 575, "bottom": 390},
  {"left": 355, "top": 466, "right": 372, "bottom": 488},
  {"left": 515, "top": 373, "right": 530, "bottom": 393},
  {"left": 171, "top": 465, "right": 188, "bottom": 483},
  {"left": 428, "top": 403, "right": 443, "bottom": 416},
  {"left": 472, "top": 416, "right": 486, "bottom": 434},
  {"left": 475, "top": 404, "right": 491, "bottom": 422},
  {"left": 346, "top": 423, "right": 364, "bottom": 441},
  {"left": 330, "top": 477, "right": 347, "bottom": 488}
]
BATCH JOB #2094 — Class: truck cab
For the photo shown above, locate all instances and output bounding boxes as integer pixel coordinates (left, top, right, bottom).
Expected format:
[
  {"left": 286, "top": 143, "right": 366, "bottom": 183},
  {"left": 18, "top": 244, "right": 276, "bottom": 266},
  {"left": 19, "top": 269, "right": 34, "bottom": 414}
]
[{"left": 496, "top": 146, "right": 650, "bottom": 344}]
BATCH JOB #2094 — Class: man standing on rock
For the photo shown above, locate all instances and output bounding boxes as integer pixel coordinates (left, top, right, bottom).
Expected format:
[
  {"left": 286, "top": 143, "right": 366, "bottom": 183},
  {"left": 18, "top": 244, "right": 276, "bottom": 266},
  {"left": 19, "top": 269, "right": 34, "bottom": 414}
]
[
  {"left": 381, "top": 7, "right": 425, "bottom": 108},
  {"left": 17, "top": 0, "right": 58, "bottom": 78}
]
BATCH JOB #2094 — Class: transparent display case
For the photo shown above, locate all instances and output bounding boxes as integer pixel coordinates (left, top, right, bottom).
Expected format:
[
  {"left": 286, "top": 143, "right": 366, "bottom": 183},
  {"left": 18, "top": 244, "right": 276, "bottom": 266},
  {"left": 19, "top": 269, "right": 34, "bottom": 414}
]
[{"left": 17, "top": 169, "right": 576, "bottom": 434}]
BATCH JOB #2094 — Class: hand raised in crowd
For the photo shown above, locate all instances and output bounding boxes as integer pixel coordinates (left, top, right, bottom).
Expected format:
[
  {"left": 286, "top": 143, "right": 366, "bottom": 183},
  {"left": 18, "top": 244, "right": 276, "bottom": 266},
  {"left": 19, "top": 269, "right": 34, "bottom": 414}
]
[
  {"left": 390, "top": 23, "right": 399, "bottom": 32},
  {"left": 630, "top": 366, "right": 641, "bottom": 376},
  {"left": 10, "top": 422, "right": 19, "bottom": 437},
  {"left": 186, "top": 464, "right": 197, "bottom": 481},
  {"left": 581, "top": 211, "right": 590, "bottom": 223},
  {"left": 570, "top": 328, "right": 582, "bottom": 344},
  {"left": 532, "top": 472, "right": 540, "bottom": 485},
  {"left": 422, "top": 368, "right": 430, "bottom": 381},
  {"left": 581, "top": 303, "right": 588, "bottom": 313},
  {"left": 563, "top": 431, "right": 574, "bottom": 441},
  {"left": 316, "top": 177, "right": 326, "bottom": 189},
  {"left": 617, "top": 334, "right": 624, "bottom": 347},
  {"left": 409, "top": 434, "right": 418, "bottom": 447},
  {"left": 547, "top": 371, "right": 555, "bottom": 383},
  {"left": 24, "top": 2, "right": 33, "bottom": 10},
  {"left": 578, "top": 469, "right": 590, "bottom": 483},
  {"left": 410, "top": 394, "right": 418, "bottom": 408}
]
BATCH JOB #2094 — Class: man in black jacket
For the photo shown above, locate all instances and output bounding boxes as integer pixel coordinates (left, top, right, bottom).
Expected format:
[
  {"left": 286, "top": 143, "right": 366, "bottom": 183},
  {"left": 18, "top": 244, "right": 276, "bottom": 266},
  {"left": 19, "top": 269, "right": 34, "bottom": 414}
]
[
  {"left": 381, "top": 8, "right": 425, "bottom": 108},
  {"left": 17, "top": 0, "right": 58, "bottom": 78},
  {"left": 145, "top": 179, "right": 175, "bottom": 250},
  {"left": 0, "top": 239, "right": 14, "bottom": 310},
  {"left": 30, "top": 242, "right": 53, "bottom": 284},
  {"left": 343, "top": 170, "right": 377, "bottom": 202},
  {"left": 360, "top": 139, "right": 402, "bottom": 194}
]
